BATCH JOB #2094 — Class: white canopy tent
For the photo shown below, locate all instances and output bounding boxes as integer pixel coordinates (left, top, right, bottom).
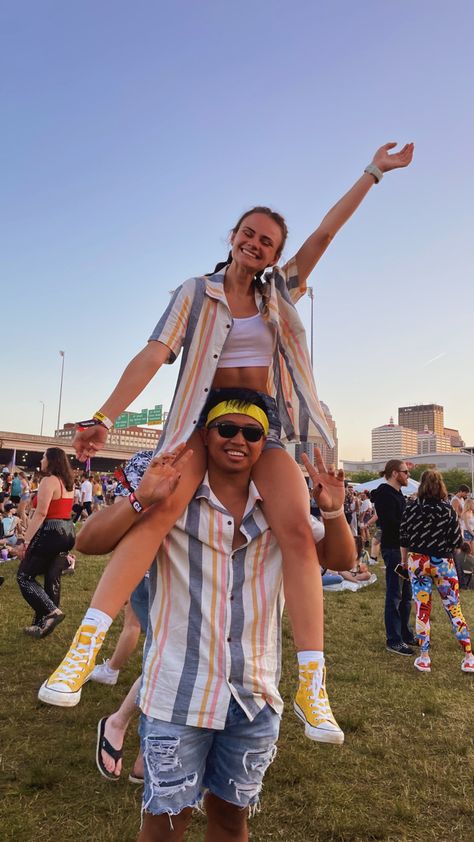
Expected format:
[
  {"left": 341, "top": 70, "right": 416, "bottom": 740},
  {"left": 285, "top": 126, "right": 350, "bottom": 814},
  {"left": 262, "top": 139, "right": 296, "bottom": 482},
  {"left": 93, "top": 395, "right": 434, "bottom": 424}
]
[{"left": 353, "top": 477, "right": 420, "bottom": 497}]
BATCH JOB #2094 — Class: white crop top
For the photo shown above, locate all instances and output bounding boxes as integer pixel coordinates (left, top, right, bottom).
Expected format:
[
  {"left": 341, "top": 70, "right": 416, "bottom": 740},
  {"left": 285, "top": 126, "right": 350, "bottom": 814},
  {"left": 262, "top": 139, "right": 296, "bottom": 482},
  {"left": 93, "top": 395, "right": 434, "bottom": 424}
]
[{"left": 217, "top": 313, "right": 275, "bottom": 368}]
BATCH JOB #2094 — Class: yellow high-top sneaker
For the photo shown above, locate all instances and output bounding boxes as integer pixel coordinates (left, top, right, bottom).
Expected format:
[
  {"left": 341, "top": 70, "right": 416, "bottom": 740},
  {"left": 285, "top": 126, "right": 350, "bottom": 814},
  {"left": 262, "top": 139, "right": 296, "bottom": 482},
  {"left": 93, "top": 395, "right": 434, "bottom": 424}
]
[
  {"left": 38, "top": 623, "right": 106, "bottom": 707},
  {"left": 294, "top": 662, "right": 344, "bottom": 744}
]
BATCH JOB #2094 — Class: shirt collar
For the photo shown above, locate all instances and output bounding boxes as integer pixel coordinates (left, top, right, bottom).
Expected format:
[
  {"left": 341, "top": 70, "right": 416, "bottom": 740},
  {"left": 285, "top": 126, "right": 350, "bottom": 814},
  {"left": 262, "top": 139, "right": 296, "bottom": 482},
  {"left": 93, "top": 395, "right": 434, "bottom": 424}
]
[
  {"left": 203, "top": 266, "right": 274, "bottom": 318},
  {"left": 196, "top": 471, "right": 263, "bottom": 518}
]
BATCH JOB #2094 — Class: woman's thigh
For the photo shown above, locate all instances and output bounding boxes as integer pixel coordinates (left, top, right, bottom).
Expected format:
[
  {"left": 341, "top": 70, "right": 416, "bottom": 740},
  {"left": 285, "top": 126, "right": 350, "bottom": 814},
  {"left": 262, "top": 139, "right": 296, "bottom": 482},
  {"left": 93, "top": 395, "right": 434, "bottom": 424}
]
[{"left": 251, "top": 448, "right": 311, "bottom": 530}]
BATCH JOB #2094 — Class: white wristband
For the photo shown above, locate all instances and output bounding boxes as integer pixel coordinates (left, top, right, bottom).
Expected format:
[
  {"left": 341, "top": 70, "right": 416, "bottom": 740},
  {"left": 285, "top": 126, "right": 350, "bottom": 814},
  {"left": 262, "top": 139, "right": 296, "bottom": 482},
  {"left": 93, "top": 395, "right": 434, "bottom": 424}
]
[
  {"left": 319, "top": 505, "right": 344, "bottom": 520},
  {"left": 364, "top": 164, "right": 383, "bottom": 183}
]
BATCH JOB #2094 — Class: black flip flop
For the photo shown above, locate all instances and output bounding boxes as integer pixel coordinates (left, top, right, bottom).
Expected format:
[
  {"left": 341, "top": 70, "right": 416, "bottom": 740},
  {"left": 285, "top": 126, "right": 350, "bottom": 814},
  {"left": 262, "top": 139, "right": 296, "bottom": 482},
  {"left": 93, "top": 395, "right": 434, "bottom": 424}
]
[{"left": 96, "top": 717, "right": 123, "bottom": 781}]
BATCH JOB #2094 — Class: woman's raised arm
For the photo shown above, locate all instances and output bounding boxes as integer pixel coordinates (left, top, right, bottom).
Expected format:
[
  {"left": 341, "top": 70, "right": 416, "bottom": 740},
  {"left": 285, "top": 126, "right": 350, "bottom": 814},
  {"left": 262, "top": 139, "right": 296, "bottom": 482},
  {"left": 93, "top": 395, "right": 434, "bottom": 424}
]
[
  {"left": 72, "top": 340, "right": 170, "bottom": 460},
  {"left": 295, "top": 142, "right": 414, "bottom": 283}
]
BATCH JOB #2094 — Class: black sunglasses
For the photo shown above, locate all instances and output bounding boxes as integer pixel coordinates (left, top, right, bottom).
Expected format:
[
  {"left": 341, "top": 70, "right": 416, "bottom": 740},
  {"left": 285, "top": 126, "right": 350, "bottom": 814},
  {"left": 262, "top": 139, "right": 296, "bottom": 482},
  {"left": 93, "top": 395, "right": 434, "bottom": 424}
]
[
  {"left": 398, "top": 469, "right": 409, "bottom": 475},
  {"left": 208, "top": 422, "right": 265, "bottom": 442}
]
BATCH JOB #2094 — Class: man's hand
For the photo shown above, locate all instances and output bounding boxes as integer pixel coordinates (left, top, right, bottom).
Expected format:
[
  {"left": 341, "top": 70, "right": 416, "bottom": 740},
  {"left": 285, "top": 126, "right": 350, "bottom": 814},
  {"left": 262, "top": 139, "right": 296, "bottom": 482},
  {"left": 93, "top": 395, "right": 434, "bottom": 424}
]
[
  {"left": 301, "top": 448, "right": 345, "bottom": 513},
  {"left": 135, "top": 444, "right": 194, "bottom": 508},
  {"left": 372, "top": 141, "right": 414, "bottom": 173},
  {"left": 73, "top": 425, "right": 109, "bottom": 461}
]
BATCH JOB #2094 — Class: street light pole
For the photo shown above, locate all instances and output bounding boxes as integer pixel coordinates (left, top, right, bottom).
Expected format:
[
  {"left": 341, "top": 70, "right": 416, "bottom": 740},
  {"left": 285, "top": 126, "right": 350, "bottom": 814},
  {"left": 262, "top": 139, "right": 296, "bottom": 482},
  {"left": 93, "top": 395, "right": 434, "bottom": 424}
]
[
  {"left": 307, "top": 286, "right": 314, "bottom": 368},
  {"left": 39, "top": 401, "right": 45, "bottom": 436},
  {"left": 57, "top": 351, "right": 65, "bottom": 433},
  {"left": 461, "top": 447, "right": 474, "bottom": 493}
]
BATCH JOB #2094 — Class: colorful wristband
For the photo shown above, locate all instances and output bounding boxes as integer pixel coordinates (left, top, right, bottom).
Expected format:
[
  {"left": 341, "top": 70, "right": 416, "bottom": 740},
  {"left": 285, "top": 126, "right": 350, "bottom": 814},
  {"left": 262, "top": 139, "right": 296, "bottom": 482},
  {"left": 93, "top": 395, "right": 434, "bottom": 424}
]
[
  {"left": 319, "top": 505, "right": 344, "bottom": 520},
  {"left": 93, "top": 411, "right": 113, "bottom": 430},
  {"left": 129, "top": 492, "right": 147, "bottom": 514}
]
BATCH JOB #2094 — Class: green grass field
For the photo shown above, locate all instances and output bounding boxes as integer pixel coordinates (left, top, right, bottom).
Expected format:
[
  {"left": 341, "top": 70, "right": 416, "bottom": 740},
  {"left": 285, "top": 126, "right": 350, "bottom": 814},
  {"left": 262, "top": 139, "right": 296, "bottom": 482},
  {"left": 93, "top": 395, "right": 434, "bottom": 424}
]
[{"left": 1, "top": 553, "right": 473, "bottom": 842}]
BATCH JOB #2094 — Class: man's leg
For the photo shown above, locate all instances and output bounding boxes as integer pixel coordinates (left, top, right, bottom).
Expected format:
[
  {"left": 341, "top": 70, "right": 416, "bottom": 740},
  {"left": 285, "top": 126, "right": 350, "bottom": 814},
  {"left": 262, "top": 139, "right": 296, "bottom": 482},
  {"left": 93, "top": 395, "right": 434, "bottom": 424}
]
[
  {"left": 383, "top": 548, "right": 403, "bottom": 646},
  {"left": 138, "top": 809, "right": 192, "bottom": 841},
  {"left": 203, "top": 700, "right": 279, "bottom": 837},
  {"left": 400, "top": 574, "right": 414, "bottom": 643},
  {"left": 99, "top": 676, "right": 142, "bottom": 778},
  {"left": 139, "top": 712, "right": 212, "bottom": 841},
  {"left": 204, "top": 793, "right": 247, "bottom": 842}
]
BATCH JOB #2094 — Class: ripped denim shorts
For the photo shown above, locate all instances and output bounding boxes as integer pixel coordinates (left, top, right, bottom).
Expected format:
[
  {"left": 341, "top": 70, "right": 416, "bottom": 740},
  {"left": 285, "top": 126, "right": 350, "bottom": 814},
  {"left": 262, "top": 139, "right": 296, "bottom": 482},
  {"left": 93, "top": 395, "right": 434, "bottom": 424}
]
[{"left": 140, "top": 696, "right": 280, "bottom": 818}]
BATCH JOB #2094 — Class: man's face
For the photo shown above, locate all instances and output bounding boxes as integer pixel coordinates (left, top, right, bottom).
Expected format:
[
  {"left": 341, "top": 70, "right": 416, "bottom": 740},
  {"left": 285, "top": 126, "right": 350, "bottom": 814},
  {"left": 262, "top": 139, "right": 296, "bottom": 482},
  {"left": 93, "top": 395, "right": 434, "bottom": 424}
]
[
  {"left": 394, "top": 462, "right": 409, "bottom": 487},
  {"left": 459, "top": 489, "right": 468, "bottom": 500},
  {"left": 203, "top": 413, "right": 266, "bottom": 474}
]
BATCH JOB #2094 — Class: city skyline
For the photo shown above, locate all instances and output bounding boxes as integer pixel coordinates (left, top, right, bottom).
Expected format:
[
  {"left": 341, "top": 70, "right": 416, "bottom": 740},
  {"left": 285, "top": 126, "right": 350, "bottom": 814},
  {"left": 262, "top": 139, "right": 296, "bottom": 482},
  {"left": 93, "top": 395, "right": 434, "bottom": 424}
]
[{"left": 2, "top": 2, "right": 473, "bottom": 459}]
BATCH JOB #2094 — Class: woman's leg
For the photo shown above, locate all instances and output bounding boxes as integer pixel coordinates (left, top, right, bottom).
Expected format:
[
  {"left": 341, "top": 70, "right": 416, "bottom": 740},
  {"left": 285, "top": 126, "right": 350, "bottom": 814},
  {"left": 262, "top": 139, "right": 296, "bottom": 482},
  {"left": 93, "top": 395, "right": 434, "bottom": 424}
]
[
  {"left": 434, "top": 558, "right": 472, "bottom": 655},
  {"left": 17, "top": 549, "right": 56, "bottom": 622},
  {"left": 39, "top": 436, "right": 207, "bottom": 706},
  {"left": 252, "top": 448, "right": 343, "bottom": 743},
  {"left": 91, "top": 435, "right": 206, "bottom": 617},
  {"left": 100, "top": 676, "right": 142, "bottom": 778},
  {"left": 107, "top": 601, "right": 142, "bottom": 671},
  {"left": 408, "top": 555, "right": 432, "bottom": 654},
  {"left": 252, "top": 448, "right": 322, "bottom": 650},
  {"left": 44, "top": 553, "right": 68, "bottom": 607}
]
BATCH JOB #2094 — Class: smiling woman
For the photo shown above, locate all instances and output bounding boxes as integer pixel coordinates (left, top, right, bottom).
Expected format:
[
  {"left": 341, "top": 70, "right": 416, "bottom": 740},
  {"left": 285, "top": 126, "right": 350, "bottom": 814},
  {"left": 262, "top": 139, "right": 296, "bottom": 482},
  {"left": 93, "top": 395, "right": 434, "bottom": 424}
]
[{"left": 39, "top": 144, "right": 414, "bottom": 755}]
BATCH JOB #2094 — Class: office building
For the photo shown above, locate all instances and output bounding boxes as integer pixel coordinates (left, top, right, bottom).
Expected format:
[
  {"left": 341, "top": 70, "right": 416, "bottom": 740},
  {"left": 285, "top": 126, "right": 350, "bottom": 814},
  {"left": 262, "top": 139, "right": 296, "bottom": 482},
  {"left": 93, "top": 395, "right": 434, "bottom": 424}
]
[
  {"left": 398, "top": 404, "right": 444, "bottom": 436},
  {"left": 417, "top": 430, "right": 455, "bottom": 455},
  {"left": 371, "top": 418, "right": 418, "bottom": 460}
]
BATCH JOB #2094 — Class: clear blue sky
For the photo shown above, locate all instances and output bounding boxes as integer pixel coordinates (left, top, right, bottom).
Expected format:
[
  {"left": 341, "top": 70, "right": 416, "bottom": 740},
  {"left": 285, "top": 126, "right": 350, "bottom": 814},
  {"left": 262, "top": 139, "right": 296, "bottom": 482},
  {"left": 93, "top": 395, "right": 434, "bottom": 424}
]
[{"left": 2, "top": 0, "right": 473, "bottom": 460}]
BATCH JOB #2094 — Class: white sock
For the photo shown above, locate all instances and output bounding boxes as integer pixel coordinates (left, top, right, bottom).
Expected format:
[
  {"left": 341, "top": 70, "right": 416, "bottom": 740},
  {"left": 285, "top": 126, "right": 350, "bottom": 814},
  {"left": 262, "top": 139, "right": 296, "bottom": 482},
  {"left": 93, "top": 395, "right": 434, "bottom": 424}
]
[
  {"left": 83, "top": 608, "right": 112, "bottom": 633},
  {"left": 297, "top": 650, "right": 324, "bottom": 667}
]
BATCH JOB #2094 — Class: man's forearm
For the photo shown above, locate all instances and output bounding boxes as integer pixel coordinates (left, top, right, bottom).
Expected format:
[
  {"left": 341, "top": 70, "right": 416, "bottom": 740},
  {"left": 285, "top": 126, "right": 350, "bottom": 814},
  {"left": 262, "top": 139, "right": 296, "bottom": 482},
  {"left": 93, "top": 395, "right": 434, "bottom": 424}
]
[
  {"left": 76, "top": 498, "right": 139, "bottom": 555},
  {"left": 317, "top": 516, "right": 357, "bottom": 571}
]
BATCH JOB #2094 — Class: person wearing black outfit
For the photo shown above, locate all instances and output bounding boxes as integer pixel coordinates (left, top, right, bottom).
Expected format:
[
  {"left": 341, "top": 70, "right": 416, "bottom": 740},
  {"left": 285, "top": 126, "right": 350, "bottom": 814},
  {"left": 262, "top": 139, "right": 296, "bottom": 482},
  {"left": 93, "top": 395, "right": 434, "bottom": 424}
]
[{"left": 373, "top": 459, "right": 414, "bottom": 655}]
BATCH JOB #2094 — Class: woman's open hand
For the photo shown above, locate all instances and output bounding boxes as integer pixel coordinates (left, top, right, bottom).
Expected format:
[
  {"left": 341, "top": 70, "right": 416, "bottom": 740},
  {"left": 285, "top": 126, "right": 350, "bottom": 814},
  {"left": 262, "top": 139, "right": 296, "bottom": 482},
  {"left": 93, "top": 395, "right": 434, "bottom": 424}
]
[{"left": 372, "top": 142, "right": 414, "bottom": 173}]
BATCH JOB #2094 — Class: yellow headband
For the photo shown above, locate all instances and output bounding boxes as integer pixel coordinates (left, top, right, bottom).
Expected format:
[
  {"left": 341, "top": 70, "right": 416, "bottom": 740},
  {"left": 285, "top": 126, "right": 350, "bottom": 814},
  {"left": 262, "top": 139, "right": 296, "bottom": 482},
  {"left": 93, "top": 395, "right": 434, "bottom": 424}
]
[{"left": 205, "top": 401, "right": 269, "bottom": 436}]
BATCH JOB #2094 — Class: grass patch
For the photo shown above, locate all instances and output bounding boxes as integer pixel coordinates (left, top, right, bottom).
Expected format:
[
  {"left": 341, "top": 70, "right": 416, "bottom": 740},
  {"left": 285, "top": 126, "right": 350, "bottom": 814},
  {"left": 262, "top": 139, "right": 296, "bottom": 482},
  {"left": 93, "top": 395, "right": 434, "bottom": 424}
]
[{"left": 1, "top": 553, "right": 473, "bottom": 841}]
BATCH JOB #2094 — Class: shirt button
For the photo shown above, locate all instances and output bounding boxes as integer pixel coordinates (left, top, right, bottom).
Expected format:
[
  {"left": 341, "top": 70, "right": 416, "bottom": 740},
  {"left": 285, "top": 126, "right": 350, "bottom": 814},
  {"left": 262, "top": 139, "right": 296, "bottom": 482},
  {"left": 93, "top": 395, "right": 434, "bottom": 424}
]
[
  {"left": 227, "top": 637, "right": 232, "bottom": 642},
  {"left": 230, "top": 595, "right": 234, "bottom": 601},
  {"left": 192, "top": 420, "right": 197, "bottom": 424},
  {"left": 213, "top": 354, "right": 218, "bottom": 359},
  {"left": 226, "top": 324, "right": 231, "bottom": 329},
  {"left": 227, "top": 520, "right": 232, "bottom": 525},
  {"left": 204, "top": 388, "right": 209, "bottom": 392}
]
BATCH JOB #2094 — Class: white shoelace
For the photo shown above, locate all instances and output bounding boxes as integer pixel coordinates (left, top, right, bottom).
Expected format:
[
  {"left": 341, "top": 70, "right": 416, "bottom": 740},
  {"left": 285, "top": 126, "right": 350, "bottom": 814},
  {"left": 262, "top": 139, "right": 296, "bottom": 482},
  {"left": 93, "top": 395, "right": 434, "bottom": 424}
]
[{"left": 52, "top": 631, "right": 99, "bottom": 685}]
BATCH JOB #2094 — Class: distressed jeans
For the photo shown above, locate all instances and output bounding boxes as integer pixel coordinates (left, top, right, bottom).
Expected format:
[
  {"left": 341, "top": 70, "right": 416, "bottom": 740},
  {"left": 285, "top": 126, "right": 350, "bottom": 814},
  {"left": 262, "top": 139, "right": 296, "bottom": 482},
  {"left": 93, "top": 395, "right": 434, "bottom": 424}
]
[{"left": 140, "top": 696, "right": 280, "bottom": 818}]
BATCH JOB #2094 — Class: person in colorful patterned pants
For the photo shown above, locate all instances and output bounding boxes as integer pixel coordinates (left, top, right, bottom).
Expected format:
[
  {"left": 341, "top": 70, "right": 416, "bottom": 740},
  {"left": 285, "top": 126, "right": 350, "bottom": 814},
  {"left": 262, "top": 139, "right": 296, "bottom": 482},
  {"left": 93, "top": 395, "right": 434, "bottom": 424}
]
[
  {"left": 407, "top": 554, "right": 472, "bottom": 668},
  {"left": 400, "top": 469, "right": 474, "bottom": 674}
]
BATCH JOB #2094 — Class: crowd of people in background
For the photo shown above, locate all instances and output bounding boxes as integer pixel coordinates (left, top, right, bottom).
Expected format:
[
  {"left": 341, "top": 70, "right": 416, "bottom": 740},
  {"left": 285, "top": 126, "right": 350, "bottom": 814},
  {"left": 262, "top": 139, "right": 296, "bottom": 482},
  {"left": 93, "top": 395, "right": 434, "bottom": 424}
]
[{"left": 0, "top": 463, "right": 120, "bottom": 592}]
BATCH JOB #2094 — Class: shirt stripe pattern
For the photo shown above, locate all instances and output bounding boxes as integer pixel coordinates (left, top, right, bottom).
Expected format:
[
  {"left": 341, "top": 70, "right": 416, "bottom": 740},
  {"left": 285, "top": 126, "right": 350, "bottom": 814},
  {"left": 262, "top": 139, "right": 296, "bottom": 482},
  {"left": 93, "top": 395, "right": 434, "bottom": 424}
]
[{"left": 139, "top": 475, "right": 285, "bottom": 729}]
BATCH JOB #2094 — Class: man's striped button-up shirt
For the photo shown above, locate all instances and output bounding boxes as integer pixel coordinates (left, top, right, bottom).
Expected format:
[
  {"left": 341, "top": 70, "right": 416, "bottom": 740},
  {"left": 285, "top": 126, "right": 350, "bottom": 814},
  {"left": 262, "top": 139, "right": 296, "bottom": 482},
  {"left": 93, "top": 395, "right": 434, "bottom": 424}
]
[{"left": 139, "top": 474, "right": 284, "bottom": 729}]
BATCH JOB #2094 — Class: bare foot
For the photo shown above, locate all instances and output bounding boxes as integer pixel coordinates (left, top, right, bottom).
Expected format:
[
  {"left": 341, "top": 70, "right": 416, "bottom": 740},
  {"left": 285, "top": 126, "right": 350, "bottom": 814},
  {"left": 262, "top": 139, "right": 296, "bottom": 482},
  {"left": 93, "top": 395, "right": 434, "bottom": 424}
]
[{"left": 101, "top": 713, "right": 126, "bottom": 777}]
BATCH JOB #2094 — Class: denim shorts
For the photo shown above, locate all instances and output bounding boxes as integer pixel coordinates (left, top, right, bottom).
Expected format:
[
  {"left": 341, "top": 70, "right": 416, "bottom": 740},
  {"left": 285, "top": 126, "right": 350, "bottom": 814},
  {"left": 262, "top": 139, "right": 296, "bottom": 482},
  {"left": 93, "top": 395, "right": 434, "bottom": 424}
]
[
  {"left": 130, "top": 575, "right": 149, "bottom": 634},
  {"left": 140, "top": 696, "right": 280, "bottom": 818},
  {"left": 197, "top": 389, "right": 284, "bottom": 451}
]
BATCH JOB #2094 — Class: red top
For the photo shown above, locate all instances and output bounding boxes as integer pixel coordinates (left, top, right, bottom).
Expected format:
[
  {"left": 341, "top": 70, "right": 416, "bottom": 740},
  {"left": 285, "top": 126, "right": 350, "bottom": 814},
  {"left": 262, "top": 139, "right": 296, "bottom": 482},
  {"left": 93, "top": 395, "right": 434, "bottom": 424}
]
[{"left": 32, "top": 480, "right": 73, "bottom": 519}]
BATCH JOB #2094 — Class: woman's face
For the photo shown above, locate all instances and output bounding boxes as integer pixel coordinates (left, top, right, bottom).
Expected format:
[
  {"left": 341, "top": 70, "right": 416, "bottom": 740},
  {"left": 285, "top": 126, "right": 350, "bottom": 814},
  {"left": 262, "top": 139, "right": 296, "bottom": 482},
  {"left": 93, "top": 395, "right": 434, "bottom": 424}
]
[
  {"left": 40, "top": 453, "right": 48, "bottom": 473},
  {"left": 230, "top": 213, "right": 282, "bottom": 272}
]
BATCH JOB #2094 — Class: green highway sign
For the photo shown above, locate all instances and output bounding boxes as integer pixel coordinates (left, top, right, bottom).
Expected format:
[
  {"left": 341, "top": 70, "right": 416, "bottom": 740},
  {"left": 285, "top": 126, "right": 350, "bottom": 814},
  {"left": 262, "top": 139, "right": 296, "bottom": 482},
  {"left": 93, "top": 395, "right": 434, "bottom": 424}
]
[{"left": 113, "top": 405, "right": 163, "bottom": 429}]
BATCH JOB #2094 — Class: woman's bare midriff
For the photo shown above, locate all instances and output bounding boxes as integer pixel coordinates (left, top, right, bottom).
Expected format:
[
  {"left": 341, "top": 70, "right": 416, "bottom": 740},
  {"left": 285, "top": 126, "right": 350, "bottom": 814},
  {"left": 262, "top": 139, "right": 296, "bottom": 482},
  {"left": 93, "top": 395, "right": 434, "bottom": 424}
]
[{"left": 211, "top": 366, "right": 270, "bottom": 394}]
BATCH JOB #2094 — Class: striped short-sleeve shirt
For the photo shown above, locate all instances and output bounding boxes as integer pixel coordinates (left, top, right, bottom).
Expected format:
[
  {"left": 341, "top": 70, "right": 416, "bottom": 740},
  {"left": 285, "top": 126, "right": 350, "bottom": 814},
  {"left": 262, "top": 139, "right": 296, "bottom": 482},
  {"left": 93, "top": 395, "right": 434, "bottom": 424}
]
[
  {"left": 148, "top": 258, "right": 333, "bottom": 453},
  {"left": 139, "top": 473, "right": 285, "bottom": 729}
]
